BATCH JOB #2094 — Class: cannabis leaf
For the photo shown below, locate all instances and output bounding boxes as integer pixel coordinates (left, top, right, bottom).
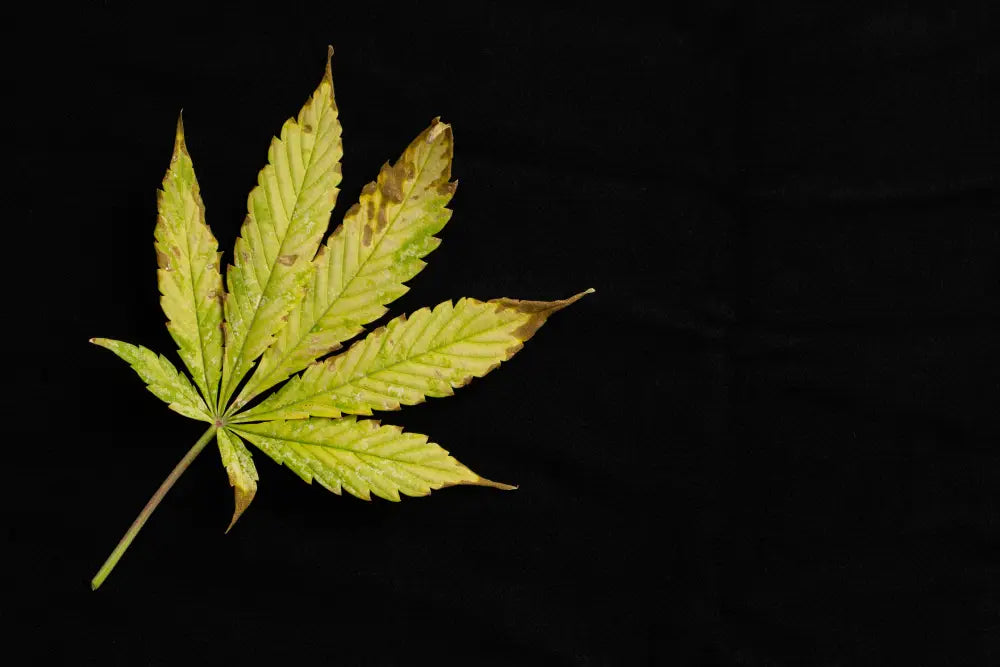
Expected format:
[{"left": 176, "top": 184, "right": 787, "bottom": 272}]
[{"left": 90, "top": 47, "right": 591, "bottom": 590}]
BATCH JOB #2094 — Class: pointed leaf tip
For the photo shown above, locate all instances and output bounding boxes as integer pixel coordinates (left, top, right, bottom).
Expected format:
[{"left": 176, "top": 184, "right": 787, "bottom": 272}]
[
  {"left": 173, "top": 112, "right": 188, "bottom": 154},
  {"left": 473, "top": 477, "right": 518, "bottom": 491},
  {"left": 322, "top": 45, "right": 334, "bottom": 86},
  {"left": 548, "top": 288, "right": 594, "bottom": 313},
  {"left": 562, "top": 287, "right": 594, "bottom": 306},
  {"left": 493, "top": 288, "right": 594, "bottom": 317},
  {"left": 224, "top": 485, "right": 254, "bottom": 533},
  {"left": 427, "top": 118, "right": 450, "bottom": 143}
]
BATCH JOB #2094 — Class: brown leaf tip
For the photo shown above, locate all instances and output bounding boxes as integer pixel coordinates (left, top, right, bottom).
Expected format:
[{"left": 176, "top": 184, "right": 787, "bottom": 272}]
[
  {"left": 225, "top": 483, "right": 256, "bottom": 533},
  {"left": 473, "top": 477, "right": 518, "bottom": 491},
  {"left": 492, "top": 288, "right": 594, "bottom": 315},
  {"left": 173, "top": 111, "right": 189, "bottom": 155},
  {"left": 321, "top": 45, "right": 335, "bottom": 96},
  {"left": 426, "top": 117, "right": 451, "bottom": 144},
  {"left": 491, "top": 288, "right": 593, "bottom": 341}
]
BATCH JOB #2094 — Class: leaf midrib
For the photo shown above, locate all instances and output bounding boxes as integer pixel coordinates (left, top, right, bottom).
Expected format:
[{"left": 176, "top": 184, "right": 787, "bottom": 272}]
[
  {"left": 181, "top": 177, "right": 215, "bottom": 410},
  {"left": 231, "top": 425, "right": 456, "bottom": 471}
]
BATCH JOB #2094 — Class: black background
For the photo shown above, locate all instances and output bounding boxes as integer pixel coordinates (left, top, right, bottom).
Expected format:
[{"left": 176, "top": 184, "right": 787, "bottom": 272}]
[{"left": 9, "top": 3, "right": 1000, "bottom": 665}]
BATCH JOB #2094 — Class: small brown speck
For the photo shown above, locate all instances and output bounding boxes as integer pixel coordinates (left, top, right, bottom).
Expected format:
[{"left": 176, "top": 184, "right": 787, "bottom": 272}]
[{"left": 382, "top": 163, "right": 406, "bottom": 203}]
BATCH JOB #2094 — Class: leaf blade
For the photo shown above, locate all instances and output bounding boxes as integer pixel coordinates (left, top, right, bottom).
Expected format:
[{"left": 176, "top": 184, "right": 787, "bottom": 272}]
[
  {"left": 233, "top": 290, "right": 592, "bottom": 422},
  {"left": 155, "top": 116, "right": 224, "bottom": 408},
  {"left": 232, "top": 417, "right": 512, "bottom": 502},
  {"left": 89, "top": 338, "right": 211, "bottom": 421},
  {"left": 216, "top": 427, "right": 259, "bottom": 531},
  {"left": 219, "top": 48, "right": 343, "bottom": 410},
  {"left": 231, "top": 119, "right": 456, "bottom": 411}
]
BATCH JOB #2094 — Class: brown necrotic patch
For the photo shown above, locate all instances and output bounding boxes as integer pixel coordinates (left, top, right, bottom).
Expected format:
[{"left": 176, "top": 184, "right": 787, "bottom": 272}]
[
  {"left": 376, "top": 203, "right": 389, "bottom": 232},
  {"left": 382, "top": 162, "right": 407, "bottom": 203},
  {"left": 156, "top": 250, "right": 172, "bottom": 270}
]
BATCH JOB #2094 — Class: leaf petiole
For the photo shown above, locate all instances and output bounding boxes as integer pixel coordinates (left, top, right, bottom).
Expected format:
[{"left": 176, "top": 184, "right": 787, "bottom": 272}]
[{"left": 91, "top": 424, "right": 218, "bottom": 590}]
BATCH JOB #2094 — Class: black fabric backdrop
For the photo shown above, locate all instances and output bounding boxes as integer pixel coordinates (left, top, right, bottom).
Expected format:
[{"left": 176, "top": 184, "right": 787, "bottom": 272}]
[{"left": 9, "top": 4, "right": 1000, "bottom": 665}]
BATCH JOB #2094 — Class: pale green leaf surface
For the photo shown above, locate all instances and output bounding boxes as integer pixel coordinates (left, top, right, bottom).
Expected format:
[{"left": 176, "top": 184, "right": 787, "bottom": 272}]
[
  {"left": 87, "top": 49, "right": 593, "bottom": 593},
  {"left": 220, "top": 48, "right": 343, "bottom": 410},
  {"left": 230, "top": 119, "right": 457, "bottom": 412},
  {"left": 232, "top": 417, "right": 513, "bottom": 502},
  {"left": 155, "top": 116, "right": 224, "bottom": 407},
  {"left": 90, "top": 338, "right": 211, "bottom": 421},
  {"left": 216, "top": 428, "right": 259, "bottom": 531},
  {"left": 234, "top": 290, "right": 592, "bottom": 423}
]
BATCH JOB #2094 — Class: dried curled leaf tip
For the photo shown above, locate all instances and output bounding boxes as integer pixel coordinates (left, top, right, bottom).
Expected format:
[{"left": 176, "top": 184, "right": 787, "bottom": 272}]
[
  {"left": 467, "top": 477, "right": 518, "bottom": 491},
  {"left": 427, "top": 117, "right": 449, "bottom": 143}
]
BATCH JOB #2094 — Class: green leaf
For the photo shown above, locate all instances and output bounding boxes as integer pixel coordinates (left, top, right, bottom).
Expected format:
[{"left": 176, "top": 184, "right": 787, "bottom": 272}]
[
  {"left": 232, "top": 417, "right": 513, "bottom": 502},
  {"left": 89, "top": 48, "right": 592, "bottom": 590},
  {"left": 230, "top": 118, "right": 456, "bottom": 412},
  {"left": 155, "top": 116, "right": 224, "bottom": 408},
  {"left": 90, "top": 338, "right": 211, "bottom": 421},
  {"left": 219, "top": 47, "right": 343, "bottom": 411},
  {"left": 233, "top": 290, "right": 592, "bottom": 423},
  {"left": 216, "top": 428, "right": 258, "bottom": 532}
]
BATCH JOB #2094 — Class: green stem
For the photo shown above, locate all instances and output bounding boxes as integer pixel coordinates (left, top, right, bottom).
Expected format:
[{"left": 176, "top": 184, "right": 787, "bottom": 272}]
[{"left": 91, "top": 424, "right": 218, "bottom": 590}]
